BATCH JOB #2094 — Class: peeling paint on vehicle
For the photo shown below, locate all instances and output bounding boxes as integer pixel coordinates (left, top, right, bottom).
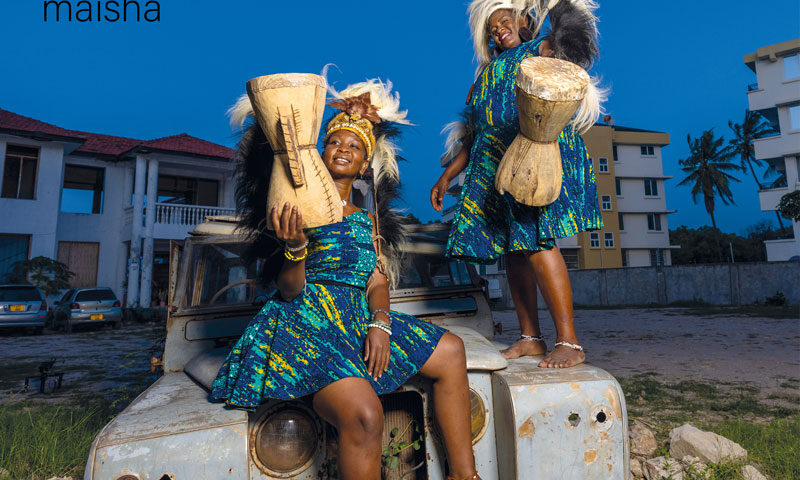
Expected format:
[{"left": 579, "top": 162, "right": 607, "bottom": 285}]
[{"left": 518, "top": 417, "right": 535, "bottom": 438}]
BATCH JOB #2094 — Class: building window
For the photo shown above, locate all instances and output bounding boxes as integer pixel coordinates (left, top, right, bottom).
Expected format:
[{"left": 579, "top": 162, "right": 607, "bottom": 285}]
[
  {"left": 1, "top": 145, "right": 39, "bottom": 200},
  {"left": 589, "top": 232, "right": 600, "bottom": 248},
  {"left": 647, "top": 213, "right": 662, "bottom": 231},
  {"left": 604, "top": 232, "right": 614, "bottom": 248},
  {"left": 640, "top": 145, "right": 655, "bottom": 156},
  {"left": 561, "top": 248, "right": 579, "bottom": 270},
  {"left": 784, "top": 54, "right": 800, "bottom": 80},
  {"left": 644, "top": 178, "right": 659, "bottom": 196},
  {"left": 157, "top": 175, "right": 219, "bottom": 206},
  {"left": 598, "top": 157, "right": 609, "bottom": 173},
  {"left": 650, "top": 248, "right": 664, "bottom": 267},
  {"left": 618, "top": 212, "right": 625, "bottom": 231},
  {"left": 601, "top": 195, "right": 612, "bottom": 210},
  {"left": 0, "top": 234, "right": 30, "bottom": 282},
  {"left": 61, "top": 165, "right": 105, "bottom": 214},
  {"left": 615, "top": 178, "right": 621, "bottom": 196},
  {"left": 621, "top": 249, "right": 628, "bottom": 267},
  {"left": 612, "top": 145, "right": 619, "bottom": 162},
  {"left": 790, "top": 105, "right": 800, "bottom": 131}
]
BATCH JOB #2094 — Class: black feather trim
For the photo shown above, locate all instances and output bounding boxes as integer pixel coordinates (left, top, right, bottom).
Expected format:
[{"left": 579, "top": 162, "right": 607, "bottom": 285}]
[
  {"left": 547, "top": 1, "right": 599, "bottom": 70},
  {"left": 233, "top": 122, "right": 283, "bottom": 286}
]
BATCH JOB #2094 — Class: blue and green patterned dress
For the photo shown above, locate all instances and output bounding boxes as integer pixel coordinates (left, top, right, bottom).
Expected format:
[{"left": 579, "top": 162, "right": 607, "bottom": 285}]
[
  {"left": 446, "top": 38, "right": 603, "bottom": 264},
  {"left": 211, "top": 210, "right": 446, "bottom": 408}
]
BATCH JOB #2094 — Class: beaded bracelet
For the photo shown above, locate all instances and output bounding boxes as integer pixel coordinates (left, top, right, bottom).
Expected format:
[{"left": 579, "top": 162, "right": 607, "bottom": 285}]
[
  {"left": 284, "top": 248, "right": 307, "bottom": 262},
  {"left": 370, "top": 309, "right": 391, "bottom": 324},
  {"left": 286, "top": 239, "right": 309, "bottom": 253},
  {"left": 368, "top": 321, "right": 392, "bottom": 336}
]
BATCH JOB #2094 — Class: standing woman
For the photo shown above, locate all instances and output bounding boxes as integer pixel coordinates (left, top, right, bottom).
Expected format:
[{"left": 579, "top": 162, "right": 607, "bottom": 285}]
[
  {"left": 431, "top": 0, "right": 605, "bottom": 367},
  {"left": 214, "top": 78, "right": 481, "bottom": 480}
]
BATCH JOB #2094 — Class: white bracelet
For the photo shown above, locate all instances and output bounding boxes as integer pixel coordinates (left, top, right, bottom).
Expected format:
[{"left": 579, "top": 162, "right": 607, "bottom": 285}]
[
  {"left": 286, "top": 239, "right": 309, "bottom": 252},
  {"left": 368, "top": 323, "right": 392, "bottom": 336}
]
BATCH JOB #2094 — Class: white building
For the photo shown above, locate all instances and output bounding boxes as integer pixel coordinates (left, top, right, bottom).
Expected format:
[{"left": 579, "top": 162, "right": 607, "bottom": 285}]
[
  {"left": 0, "top": 108, "right": 236, "bottom": 306},
  {"left": 744, "top": 39, "right": 800, "bottom": 261}
]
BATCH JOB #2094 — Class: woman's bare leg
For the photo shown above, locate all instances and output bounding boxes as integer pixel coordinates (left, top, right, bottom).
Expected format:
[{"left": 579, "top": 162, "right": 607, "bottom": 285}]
[
  {"left": 501, "top": 251, "right": 547, "bottom": 359},
  {"left": 418, "top": 332, "right": 480, "bottom": 479},
  {"left": 528, "top": 248, "right": 585, "bottom": 368},
  {"left": 313, "top": 377, "right": 384, "bottom": 480}
]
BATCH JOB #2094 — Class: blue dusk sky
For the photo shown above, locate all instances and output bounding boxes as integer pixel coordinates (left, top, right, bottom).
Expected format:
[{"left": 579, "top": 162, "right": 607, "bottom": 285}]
[{"left": 1, "top": 0, "right": 798, "bottom": 233}]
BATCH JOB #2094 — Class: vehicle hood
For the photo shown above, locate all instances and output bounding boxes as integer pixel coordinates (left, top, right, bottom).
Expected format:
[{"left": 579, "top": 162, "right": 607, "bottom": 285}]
[{"left": 94, "top": 373, "right": 248, "bottom": 449}]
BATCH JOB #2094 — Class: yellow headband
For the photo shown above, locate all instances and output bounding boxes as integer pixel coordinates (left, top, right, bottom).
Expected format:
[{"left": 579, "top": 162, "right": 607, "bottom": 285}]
[{"left": 325, "top": 111, "right": 376, "bottom": 159}]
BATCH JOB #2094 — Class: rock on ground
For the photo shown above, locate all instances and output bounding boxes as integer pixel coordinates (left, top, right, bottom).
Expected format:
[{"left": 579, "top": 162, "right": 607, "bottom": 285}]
[
  {"left": 742, "top": 465, "right": 768, "bottom": 480},
  {"left": 669, "top": 423, "right": 747, "bottom": 464},
  {"left": 630, "top": 457, "right": 643, "bottom": 478},
  {"left": 630, "top": 421, "right": 659, "bottom": 456},
  {"left": 643, "top": 456, "right": 684, "bottom": 480}
]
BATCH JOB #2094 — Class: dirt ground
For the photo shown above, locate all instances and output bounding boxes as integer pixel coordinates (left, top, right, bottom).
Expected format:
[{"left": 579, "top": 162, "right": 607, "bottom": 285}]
[
  {"left": 495, "top": 308, "right": 800, "bottom": 399},
  {"left": 1, "top": 308, "right": 798, "bottom": 406},
  {"left": 0, "top": 322, "right": 163, "bottom": 404}
]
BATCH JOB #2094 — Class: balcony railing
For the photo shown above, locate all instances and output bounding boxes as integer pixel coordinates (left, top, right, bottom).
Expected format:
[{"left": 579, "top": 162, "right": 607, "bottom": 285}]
[{"left": 124, "top": 203, "right": 236, "bottom": 227}]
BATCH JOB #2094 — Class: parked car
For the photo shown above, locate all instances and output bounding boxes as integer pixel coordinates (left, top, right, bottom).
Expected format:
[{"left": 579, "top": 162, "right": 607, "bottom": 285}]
[
  {"left": 53, "top": 287, "right": 122, "bottom": 332},
  {"left": 84, "top": 217, "right": 629, "bottom": 480},
  {"left": 0, "top": 284, "right": 48, "bottom": 334}
]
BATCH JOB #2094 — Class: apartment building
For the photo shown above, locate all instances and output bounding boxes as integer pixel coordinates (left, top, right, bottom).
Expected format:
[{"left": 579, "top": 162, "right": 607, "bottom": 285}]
[
  {"left": 440, "top": 122, "right": 678, "bottom": 272},
  {"left": 0, "top": 108, "right": 235, "bottom": 306},
  {"left": 744, "top": 39, "right": 800, "bottom": 261}
]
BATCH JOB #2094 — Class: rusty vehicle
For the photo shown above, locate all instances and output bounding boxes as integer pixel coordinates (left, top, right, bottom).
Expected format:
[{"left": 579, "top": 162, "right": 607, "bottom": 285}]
[{"left": 84, "top": 217, "right": 629, "bottom": 480}]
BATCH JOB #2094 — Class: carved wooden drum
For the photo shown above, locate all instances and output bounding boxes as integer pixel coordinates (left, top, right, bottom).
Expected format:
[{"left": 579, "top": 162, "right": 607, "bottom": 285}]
[
  {"left": 494, "top": 57, "right": 590, "bottom": 206},
  {"left": 246, "top": 73, "right": 342, "bottom": 229}
]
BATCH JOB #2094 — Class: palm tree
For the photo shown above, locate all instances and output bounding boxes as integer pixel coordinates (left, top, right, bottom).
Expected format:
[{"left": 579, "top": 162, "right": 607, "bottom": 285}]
[
  {"left": 729, "top": 110, "right": 785, "bottom": 229},
  {"left": 678, "top": 129, "right": 740, "bottom": 260}
]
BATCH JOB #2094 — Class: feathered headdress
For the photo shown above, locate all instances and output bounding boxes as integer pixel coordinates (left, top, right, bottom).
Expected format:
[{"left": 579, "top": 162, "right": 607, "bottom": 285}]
[
  {"left": 325, "top": 73, "right": 412, "bottom": 287},
  {"left": 466, "top": 0, "right": 605, "bottom": 133},
  {"left": 227, "top": 70, "right": 410, "bottom": 288}
]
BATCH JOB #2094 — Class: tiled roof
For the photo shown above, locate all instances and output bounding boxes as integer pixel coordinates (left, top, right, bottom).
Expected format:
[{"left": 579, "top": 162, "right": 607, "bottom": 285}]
[
  {"left": 141, "top": 133, "right": 235, "bottom": 160},
  {"left": 1, "top": 107, "right": 234, "bottom": 160},
  {"left": 0, "top": 108, "right": 85, "bottom": 141}
]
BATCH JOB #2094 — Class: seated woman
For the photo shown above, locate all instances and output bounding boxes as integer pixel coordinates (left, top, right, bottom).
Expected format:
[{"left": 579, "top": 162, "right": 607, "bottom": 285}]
[{"left": 212, "top": 78, "right": 481, "bottom": 480}]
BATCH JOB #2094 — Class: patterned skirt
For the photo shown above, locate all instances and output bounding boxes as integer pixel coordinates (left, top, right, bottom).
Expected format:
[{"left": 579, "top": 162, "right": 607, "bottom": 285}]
[
  {"left": 446, "top": 126, "right": 603, "bottom": 264},
  {"left": 211, "top": 282, "right": 446, "bottom": 408}
]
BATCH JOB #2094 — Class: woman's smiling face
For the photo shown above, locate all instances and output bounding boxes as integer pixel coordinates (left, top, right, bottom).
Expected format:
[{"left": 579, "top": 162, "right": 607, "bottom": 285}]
[
  {"left": 488, "top": 9, "right": 524, "bottom": 51},
  {"left": 322, "top": 129, "right": 369, "bottom": 179}
]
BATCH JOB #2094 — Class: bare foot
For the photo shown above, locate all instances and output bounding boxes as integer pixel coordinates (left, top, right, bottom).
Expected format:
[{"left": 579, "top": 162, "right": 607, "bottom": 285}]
[
  {"left": 501, "top": 338, "right": 547, "bottom": 359},
  {"left": 538, "top": 344, "right": 586, "bottom": 368}
]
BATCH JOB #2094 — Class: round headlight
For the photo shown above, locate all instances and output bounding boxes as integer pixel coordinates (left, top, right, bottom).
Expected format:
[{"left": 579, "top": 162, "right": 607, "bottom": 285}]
[
  {"left": 469, "top": 389, "right": 488, "bottom": 445},
  {"left": 250, "top": 406, "right": 319, "bottom": 476}
]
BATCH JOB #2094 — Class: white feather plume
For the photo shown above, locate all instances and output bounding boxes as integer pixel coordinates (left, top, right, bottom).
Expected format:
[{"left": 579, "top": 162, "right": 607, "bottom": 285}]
[
  {"left": 324, "top": 68, "right": 412, "bottom": 126},
  {"left": 571, "top": 75, "right": 607, "bottom": 133},
  {"left": 228, "top": 93, "right": 254, "bottom": 129},
  {"left": 442, "top": 120, "right": 469, "bottom": 160}
]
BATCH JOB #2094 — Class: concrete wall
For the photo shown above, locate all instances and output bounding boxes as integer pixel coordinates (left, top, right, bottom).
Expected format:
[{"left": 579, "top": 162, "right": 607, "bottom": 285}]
[{"left": 485, "top": 261, "right": 799, "bottom": 307}]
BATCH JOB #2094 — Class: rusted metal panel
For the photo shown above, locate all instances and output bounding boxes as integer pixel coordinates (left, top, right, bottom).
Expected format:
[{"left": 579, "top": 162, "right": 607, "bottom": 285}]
[
  {"left": 89, "top": 425, "right": 248, "bottom": 480},
  {"left": 447, "top": 326, "right": 508, "bottom": 371},
  {"left": 469, "top": 372, "right": 500, "bottom": 480},
  {"left": 491, "top": 358, "right": 629, "bottom": 479},
  {"left": 95, "top": 374, "right": 247, "bottom": 447}
]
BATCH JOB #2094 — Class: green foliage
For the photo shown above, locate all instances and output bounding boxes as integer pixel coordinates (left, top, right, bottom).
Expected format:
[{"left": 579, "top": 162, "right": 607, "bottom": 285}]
[
  {"left": 0, "top": 401, "right": 110, "bottom": 479},
  {"left": 777, "top": 190, "right": 800, "bottom": 221},
  {"left": 714, "top": 415, "right": 800, "bottom": 480},
  {"left": 669, "top": 225, "right": 763, "bottom": 264},
  {"left": 5, "top": 256, "right": 74, "bottom": 296},
  {"left": 381, "top": 420, "right": 422, "bottom": 472},
  {"left": 765, "top": 291, "right": 787, "bottom": 306}
]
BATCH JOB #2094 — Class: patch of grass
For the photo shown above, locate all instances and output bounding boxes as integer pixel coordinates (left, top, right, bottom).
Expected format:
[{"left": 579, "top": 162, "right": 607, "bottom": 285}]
[
  {"left": 679, "top": 304, "right": 798, "bottom": 319},
  {"left": 0, "top": 400, "right": 110, "bottom": 480},
  {"left": 712, "top": 414, "right": 800, "bottom": 480}
]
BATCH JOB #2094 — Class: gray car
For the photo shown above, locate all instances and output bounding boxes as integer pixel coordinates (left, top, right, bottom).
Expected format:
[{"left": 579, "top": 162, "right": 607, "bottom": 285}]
[
  {"left": 53, "top": 287, "right": 122, "bottom": 332},
  {"left": 0, "top": 284, "right": 48, "bottom": 334}
]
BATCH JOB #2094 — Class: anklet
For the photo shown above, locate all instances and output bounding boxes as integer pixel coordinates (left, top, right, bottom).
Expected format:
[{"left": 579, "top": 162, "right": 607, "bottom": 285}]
[
  {"left": 520, "top": 334, "right": 544, "bottom": 342},
  {"left": 555, "top": 341, "right": 584, "bottom": 351},
  {"left": 447, "top": 474, "right": 480, "bottom": 480}
]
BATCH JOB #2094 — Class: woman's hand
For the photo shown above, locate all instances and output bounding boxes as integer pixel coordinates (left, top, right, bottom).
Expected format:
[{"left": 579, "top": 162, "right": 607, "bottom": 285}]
[
  {"left": 430, "top": 175, "right": 450, "bottom": 212},
  {"left": 271, "top": 202, "right": 306, "bottom": 249},
  {"left": 364, "top": 327, "right": 391, "bottom": 381}
]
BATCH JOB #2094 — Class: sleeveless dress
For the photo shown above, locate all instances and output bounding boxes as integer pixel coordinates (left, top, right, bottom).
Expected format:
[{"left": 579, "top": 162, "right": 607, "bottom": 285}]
[
  {"left": 446, "top": 38, "right": 603, "bottom": 264},
  {"left": 211, "top": 210, "right": 446, "bottom": 408}
]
